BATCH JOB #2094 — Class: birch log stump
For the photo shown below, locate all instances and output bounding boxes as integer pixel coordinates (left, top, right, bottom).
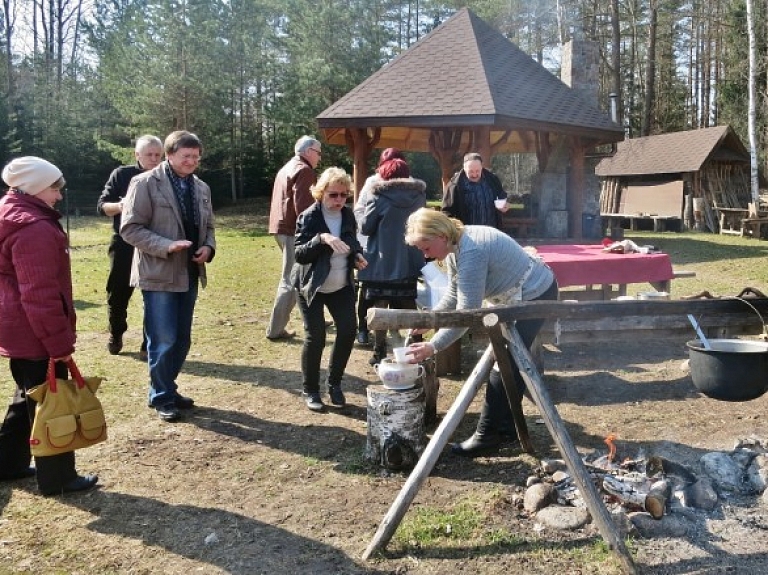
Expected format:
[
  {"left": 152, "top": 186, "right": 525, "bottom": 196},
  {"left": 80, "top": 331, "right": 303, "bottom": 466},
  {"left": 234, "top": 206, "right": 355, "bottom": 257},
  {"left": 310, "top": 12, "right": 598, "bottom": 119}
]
[
  {"left": 365, "top": 384, "right": 426, "bottom": 471},
  {"left": 361, "top": 345, "right": 494, "bottom": 561}
]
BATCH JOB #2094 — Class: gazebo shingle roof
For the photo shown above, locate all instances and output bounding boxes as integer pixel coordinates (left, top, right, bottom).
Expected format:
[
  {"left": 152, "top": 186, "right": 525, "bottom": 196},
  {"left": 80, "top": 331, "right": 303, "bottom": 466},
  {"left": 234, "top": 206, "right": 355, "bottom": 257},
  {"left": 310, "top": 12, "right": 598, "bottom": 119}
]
[
  {"left": 595, "top": 125, "right": 749, "bottom": 177},
  {"left": 317, "top": 8, "right": 623, "bottom": 150}
]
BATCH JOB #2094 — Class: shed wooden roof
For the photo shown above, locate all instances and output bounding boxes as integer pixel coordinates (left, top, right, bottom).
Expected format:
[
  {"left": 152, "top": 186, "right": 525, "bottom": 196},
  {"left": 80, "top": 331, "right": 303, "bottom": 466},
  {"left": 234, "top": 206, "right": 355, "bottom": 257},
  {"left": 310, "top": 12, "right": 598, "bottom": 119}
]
[
  {"left": 595, "top": 125, "right": 749, "bottom": 177},
  {"left": 317, "top": 8, "right": 623, "bottom": 153}
]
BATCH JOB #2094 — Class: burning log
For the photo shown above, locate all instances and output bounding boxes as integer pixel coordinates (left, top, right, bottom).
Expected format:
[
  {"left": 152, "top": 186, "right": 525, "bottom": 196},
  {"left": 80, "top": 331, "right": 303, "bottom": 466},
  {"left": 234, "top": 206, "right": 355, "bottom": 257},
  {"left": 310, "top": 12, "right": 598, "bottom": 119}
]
[{"left": 602, "top": 475, "right": 670, "bottom": 519}]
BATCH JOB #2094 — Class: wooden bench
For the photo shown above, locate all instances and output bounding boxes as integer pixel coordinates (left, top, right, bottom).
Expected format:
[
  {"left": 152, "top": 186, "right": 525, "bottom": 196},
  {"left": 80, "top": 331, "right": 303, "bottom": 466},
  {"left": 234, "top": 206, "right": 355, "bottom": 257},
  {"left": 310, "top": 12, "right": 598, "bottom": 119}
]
[
  {"left": 719, "top": 203, "right": 768, "bottom": 238},
  {"left": 502, "top": 216, "right": 538, "bottom": 238},
  {"left": 601, "top": 213, "right": 681, "bottom": 234}
]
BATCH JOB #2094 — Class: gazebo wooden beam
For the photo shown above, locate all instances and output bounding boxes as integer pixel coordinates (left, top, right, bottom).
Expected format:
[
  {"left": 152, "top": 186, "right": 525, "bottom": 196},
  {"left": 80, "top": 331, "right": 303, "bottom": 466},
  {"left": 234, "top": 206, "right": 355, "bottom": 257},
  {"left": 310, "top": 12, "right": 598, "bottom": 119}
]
[
  {"left": 473, "top": 126, "right": 491, "bottom": 167},
  {"left": 490, "top": 130, "right": 513, "bottom": 155},
  {"left": 535, "top": 131, "right": 552, "bottom": 171}
]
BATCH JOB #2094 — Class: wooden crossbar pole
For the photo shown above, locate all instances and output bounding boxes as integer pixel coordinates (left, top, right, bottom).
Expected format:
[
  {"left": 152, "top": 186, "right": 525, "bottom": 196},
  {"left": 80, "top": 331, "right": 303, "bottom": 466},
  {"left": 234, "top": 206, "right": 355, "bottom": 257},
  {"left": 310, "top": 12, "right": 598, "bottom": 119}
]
[
  {"left": 483, "top": 314, "right": 534, "bottom": 454},
  {"left": 367, "top": 298, "right": 768, "bottom": 331},
  {"left": 361, "top": 345, "right": 494, "bottom": 561}
]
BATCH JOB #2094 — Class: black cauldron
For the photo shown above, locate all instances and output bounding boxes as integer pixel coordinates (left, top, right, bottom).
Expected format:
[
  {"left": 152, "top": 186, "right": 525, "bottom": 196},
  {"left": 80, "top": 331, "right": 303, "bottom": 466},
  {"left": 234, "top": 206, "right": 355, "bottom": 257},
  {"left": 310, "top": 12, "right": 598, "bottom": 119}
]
[{"left": 686, "top": 339, "right": 768, "bottom": 402}]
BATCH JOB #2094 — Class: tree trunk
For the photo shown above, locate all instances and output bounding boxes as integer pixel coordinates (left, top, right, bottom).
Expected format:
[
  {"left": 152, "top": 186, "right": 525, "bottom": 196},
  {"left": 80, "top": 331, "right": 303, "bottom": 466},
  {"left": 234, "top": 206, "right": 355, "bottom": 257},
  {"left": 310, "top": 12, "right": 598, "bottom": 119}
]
[
  {"left": 746, "top": 0, "right": 760, "bottom": 203},
  {"left": 641, "top": 1, "right": 657, "bottom": 136},
  {"left": 610, "top": 0, "right": 622, "bottom": 126}
]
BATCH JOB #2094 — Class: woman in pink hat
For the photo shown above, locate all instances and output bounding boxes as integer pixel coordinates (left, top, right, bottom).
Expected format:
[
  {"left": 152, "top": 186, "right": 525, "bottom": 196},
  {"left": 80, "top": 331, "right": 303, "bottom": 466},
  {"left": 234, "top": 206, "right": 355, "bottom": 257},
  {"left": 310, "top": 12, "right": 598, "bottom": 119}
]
[{"left": 0, "top": 156, "right": 98, "bottom": 496}]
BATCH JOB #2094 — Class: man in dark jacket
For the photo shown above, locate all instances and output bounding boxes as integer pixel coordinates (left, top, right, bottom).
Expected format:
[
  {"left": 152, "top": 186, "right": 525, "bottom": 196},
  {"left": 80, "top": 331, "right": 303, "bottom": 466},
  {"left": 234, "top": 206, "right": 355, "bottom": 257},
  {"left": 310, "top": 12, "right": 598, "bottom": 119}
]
[
  {"left": 97, "top": 135, "right": 163, "bottom": 358},
  {"left": 442, "top": 152, "right": 508, "bottom": 228},
  {"left": 266, "top": 135, "right": 321, "bottom": 340}
]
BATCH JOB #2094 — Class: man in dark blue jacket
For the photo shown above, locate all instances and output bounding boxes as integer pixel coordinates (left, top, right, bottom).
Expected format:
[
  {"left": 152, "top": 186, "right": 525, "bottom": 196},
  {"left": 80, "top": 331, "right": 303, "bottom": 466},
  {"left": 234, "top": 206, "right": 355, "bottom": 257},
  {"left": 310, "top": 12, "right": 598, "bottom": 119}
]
[{"left": 96, "top": 135, "right": 163, "bottom": 358}]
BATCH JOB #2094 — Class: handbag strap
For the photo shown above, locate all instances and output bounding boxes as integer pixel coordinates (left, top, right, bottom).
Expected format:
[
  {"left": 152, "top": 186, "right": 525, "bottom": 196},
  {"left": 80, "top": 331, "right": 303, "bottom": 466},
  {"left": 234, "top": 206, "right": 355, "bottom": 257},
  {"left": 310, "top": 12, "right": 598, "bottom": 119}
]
[{"left": 46, "top": 358, "right": 86, "bottom": 393}]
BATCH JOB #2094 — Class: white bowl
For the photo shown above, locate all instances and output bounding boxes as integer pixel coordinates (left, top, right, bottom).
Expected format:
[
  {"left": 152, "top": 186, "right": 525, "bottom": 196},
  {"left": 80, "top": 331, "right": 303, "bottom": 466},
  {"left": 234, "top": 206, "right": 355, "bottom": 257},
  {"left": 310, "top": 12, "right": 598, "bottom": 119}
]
[{"left": 374, "top": 359, "right": 424, "bottom": 390}]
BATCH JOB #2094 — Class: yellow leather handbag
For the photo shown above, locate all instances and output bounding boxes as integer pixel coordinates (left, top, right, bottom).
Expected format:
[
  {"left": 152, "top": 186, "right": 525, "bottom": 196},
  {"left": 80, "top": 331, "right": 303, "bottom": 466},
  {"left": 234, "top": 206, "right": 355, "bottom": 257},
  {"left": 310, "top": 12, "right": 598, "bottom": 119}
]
[{"left": 27, "top": 359, "right": 107, "bottom": 457}]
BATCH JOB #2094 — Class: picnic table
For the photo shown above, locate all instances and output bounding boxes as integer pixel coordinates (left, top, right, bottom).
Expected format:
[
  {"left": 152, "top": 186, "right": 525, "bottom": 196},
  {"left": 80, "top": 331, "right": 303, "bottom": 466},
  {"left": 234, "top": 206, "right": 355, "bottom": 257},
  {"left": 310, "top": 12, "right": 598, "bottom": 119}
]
[{"left": 535, "top": 243, "right": 676, "bottom": 301}]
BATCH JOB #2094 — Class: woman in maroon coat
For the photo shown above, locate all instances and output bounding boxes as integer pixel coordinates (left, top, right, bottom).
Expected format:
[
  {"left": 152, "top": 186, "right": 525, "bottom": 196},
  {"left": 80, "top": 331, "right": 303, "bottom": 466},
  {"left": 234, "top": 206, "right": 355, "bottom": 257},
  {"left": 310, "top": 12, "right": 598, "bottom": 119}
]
[{"left": 0, "top": 156, "right": 98, "bottom": 495}]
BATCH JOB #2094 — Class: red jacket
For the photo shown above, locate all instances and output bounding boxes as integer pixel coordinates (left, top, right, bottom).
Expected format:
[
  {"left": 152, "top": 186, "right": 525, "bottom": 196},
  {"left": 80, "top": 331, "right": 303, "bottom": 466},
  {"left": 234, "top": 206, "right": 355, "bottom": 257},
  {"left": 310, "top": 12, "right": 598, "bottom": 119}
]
[
  {"left": 268, "top": 156, "right": 316, "bottom": 235},
  {"left": 0, "top": 192, "right": 76, "bottom": 359}
]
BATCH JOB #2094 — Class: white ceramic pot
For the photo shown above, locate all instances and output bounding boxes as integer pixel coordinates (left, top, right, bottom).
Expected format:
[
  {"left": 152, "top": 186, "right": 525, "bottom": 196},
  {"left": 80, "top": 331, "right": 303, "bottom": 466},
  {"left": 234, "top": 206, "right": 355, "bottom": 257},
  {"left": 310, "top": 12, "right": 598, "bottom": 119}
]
[{"left": 374, "top": 359, "right": 425, "bottom": 390}]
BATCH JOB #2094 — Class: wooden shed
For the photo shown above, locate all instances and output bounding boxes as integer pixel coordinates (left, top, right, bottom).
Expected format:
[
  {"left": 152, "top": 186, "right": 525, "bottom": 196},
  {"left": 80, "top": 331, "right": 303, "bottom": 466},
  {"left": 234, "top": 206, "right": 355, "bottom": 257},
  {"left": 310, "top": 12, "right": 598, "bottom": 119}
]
[{"left": 595, "top": 125, "right": 753, "bottom": 233}]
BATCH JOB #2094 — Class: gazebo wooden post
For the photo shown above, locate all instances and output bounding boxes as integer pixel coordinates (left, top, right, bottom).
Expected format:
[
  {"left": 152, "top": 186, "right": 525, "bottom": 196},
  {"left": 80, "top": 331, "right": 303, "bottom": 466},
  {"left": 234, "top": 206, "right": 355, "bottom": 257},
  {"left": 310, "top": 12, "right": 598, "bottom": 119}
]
[
  {"left": 569, "top": 137, "right": 586, "bottom": 239},
  {"left": 429, "top": 128, "right": 465, "bottom": 189},
  {"left": 345, "top": 128, "right": 380, "bottom": 203}
]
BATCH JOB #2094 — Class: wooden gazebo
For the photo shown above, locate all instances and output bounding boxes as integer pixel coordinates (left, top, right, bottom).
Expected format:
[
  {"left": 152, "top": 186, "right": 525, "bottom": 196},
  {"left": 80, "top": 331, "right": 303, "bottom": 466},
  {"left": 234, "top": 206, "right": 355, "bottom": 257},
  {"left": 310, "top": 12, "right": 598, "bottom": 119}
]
[{"left": 316, "top": 8, "right": 623, "bottom": 238}]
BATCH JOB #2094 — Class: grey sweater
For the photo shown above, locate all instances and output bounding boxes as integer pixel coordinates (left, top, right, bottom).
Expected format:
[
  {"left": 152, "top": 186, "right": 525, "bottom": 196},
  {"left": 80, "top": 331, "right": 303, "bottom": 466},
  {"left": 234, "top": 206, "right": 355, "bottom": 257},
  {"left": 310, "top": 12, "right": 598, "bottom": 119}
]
[{"left": 430, "top": 226, "right": 555, "bottom": 351}]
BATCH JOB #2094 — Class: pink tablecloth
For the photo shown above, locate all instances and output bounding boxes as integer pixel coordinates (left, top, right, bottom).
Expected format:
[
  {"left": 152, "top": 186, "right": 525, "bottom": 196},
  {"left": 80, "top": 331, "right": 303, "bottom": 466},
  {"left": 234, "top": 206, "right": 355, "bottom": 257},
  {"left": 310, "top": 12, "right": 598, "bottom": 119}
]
[{"left": 535, "top": 244, "right": 674, "bottom": 288}]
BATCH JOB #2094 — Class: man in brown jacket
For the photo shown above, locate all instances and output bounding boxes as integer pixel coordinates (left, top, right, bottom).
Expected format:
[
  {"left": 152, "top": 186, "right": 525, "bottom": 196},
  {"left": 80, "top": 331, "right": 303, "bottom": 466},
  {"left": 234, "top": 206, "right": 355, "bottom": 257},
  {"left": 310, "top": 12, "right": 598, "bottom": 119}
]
[{"left": 266, "top": 136, "right": 321, "bottom": 340}]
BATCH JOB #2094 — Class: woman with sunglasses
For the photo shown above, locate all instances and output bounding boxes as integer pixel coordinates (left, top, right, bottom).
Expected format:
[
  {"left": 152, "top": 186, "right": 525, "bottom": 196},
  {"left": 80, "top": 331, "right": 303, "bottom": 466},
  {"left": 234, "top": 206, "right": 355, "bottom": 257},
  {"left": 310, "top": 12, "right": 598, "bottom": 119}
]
[{"left": 292, "top": 167, "right": 367, "bottom": 412}]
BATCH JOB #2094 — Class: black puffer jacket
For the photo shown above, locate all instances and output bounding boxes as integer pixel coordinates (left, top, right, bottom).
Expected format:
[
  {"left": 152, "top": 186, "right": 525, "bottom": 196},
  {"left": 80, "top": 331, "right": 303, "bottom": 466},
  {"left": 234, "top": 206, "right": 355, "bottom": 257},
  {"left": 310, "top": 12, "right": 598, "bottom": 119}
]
[{"left": 291, "top": 202, "right": 362, "bottom": 305}]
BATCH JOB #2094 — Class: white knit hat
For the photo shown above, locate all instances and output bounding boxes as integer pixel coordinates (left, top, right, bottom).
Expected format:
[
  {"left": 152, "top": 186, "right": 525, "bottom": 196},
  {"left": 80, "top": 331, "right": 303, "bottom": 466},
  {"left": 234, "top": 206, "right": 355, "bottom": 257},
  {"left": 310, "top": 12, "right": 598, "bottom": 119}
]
[{"left": 2, "top": 156, "right": 63, "bottom": 196}]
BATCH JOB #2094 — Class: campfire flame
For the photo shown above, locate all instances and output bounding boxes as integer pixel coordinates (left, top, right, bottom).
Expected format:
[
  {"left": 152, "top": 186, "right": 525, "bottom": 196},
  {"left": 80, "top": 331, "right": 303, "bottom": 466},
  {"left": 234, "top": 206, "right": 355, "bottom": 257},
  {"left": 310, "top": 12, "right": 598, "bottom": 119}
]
[{"left": 604, "top": 433, "right": 618, "bottom": 462}]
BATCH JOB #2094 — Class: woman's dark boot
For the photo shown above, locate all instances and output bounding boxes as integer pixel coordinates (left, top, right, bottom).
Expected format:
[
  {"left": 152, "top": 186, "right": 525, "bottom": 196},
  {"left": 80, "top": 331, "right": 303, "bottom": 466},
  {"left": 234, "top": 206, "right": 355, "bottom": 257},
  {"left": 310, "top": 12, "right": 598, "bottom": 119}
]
[
  {"left": 450, "top": 402, "right": 503, "bottom": 457},
  {"left": 451, "top": 370, "right": 519, "bottom": 457}
]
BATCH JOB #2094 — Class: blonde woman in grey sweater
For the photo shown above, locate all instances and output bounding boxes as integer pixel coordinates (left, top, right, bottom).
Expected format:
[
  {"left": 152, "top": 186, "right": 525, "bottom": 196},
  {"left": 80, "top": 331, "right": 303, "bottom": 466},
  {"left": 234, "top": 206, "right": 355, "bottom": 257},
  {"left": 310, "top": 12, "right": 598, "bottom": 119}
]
[{"left": 404, "top": 208, "right": 558, "bottom": 457}]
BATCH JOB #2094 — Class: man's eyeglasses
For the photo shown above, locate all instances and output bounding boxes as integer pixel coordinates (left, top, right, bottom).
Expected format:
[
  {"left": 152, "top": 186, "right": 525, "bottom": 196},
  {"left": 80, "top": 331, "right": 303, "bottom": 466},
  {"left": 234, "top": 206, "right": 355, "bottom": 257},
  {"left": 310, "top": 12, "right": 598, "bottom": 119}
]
[
  {"left": 326, "top": 192, "right": 348, "bottom": 199},
  {"left": 310, "top": 148, "right": 322, "bottom": 155}
]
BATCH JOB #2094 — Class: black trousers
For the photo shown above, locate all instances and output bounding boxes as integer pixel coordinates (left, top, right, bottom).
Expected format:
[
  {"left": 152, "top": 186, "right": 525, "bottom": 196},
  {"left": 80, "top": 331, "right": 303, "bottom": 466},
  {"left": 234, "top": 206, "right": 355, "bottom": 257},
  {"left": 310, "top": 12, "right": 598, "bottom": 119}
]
[
  {"left": 297, "top": 284, "right": 356, "bottom": 393},
  {"left": 479, "top": 280, "right": 560, "bottom": 436},
  {"left": 356, "top": 281, "right": 372, "bottom": 332},
  {"left": 0, "top": 359, "right": 78, "bottom": 493},
  {"left": 107, "top": 234, "right": 145, "bottom": 349}
]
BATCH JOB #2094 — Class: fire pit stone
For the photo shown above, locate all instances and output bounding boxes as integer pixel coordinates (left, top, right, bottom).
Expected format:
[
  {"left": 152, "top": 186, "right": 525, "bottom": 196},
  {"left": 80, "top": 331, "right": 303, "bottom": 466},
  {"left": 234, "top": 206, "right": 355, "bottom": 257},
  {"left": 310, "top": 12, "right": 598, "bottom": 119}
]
[
  {"left": 523, "top": 483, "right": 557, "bottom": 513},
  {"left": 535, "top": 505, "right": 590, "bottom": 531}
]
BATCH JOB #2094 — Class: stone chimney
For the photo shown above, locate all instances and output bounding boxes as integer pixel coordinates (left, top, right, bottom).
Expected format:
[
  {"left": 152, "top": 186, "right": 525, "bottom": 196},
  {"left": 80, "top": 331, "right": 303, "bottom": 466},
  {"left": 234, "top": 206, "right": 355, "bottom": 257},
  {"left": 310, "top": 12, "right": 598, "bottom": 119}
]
[{"left": 560, "top": 37, "right": 600, "bottom": 106}]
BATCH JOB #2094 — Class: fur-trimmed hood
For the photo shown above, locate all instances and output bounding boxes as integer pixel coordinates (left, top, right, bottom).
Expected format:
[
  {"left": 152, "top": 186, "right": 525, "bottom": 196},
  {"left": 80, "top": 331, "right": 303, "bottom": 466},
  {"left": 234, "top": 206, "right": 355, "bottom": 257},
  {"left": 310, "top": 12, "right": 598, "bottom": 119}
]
[{"left": 369, "top": 177, "right": 427, "bottom": 209}]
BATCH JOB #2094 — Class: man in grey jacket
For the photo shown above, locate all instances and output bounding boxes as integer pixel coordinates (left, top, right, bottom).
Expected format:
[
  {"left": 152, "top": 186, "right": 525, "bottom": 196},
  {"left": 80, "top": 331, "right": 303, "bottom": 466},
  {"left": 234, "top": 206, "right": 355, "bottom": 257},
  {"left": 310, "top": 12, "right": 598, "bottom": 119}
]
[{"left": 121, "top": 131, "right": 216, "bottom": 422}]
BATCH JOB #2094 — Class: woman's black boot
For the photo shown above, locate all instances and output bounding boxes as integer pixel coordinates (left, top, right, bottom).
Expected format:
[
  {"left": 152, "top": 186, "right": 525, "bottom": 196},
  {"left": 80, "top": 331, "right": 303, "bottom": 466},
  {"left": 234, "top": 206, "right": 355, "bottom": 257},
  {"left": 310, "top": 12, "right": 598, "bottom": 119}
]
[
  {"left": 450, "top": 399, "right": 504, "bottom": 457},
  {"left": 451, "top": 370, "right": 519, "bottom": 457}
]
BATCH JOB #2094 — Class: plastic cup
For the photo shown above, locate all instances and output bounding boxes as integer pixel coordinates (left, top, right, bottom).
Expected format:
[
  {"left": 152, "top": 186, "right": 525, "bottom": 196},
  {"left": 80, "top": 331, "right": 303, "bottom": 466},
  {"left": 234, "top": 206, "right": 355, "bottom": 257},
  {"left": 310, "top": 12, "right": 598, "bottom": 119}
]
[
  {"left": 392, "top": 346, "right": 412, "bottom": 364},
  {"left": 495, "top": 199, "right": 507, "bottom": 210}
]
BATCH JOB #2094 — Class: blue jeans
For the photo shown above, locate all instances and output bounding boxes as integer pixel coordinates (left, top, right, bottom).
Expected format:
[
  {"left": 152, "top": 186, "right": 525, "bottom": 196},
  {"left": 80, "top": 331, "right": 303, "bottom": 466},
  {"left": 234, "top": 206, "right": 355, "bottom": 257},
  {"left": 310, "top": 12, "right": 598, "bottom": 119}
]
[
  {"left": 297, "top": 284, "right": 356, "bottom": 394},
  {"left": 143, "top": 283, "right": 198, "bottom": 408}
]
